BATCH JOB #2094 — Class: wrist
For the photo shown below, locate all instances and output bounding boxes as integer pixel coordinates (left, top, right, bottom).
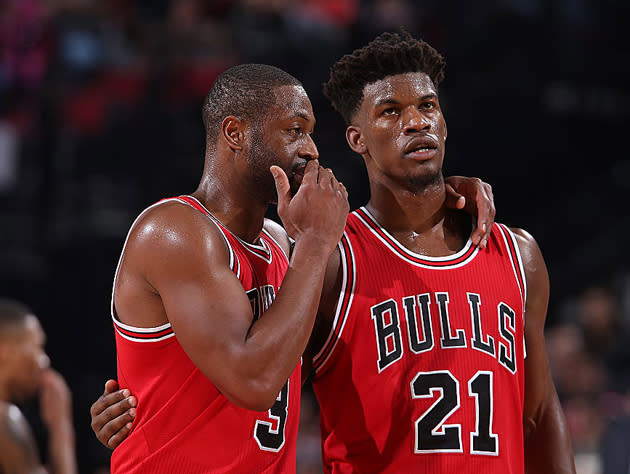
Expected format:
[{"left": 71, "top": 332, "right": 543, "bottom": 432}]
[{"left": 290, "top": 236, "right": 336, "bottom": 267}]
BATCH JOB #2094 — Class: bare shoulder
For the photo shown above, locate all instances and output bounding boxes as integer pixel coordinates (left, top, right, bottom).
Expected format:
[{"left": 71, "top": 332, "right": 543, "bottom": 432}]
[
  {"left": 508, "top": 227, "right": 548, "bottom": 284},
  {"left": 0, "top": 402, "right": 42, "bottom": 468},
  {"left": 263, "top": 218, "right": 291, "bottom": 256},
  {"left": 114, "top": 200, "right": 232, "bottom": 326},
  {"left": 509, "top": 227, "right": 550, "bottom": 329},
  {"left": 128, "top": 200, "right": 226, "bottom": 254},
  {"left": 509, "top": 227, "right": 543, "bottom": 267}
]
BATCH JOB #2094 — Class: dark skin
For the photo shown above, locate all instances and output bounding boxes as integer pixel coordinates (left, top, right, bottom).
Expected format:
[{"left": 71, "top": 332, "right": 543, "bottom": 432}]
[
  {"left": 305, "top": 72, "right": 574, "bottom": 472},
  {"left": 110, "top": 83, "right": 349, "bottom": 414},
  {"left": 90, "top": 85, "right": 498, "bottom": 449},
  {"left": 0, "top": 317, "right": 77, "bottom": 474}
]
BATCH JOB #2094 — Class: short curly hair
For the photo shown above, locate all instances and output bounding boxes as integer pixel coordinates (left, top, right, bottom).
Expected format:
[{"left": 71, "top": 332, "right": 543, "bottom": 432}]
[{"left": 323, "top": 30, "right": 446, "bottom": 125}]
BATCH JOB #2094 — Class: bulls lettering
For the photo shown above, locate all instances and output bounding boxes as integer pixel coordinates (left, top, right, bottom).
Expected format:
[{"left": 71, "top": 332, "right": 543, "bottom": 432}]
[{"left": 371, "top": 292, "right": 519, "bottom": 373}]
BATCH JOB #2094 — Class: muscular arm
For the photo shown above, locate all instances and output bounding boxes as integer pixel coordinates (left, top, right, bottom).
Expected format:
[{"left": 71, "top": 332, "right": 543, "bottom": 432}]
[
  {"left": 0, "top": 403, "right": 47, "bottom": 474},
  {"left": 302, "top": 245, "right": 343, "bottom": 382},
  {"left": 513, "top": 229, "right": 576, "bottom": 474},
  {"left": 117, "top": 161, "right": 348, "bottom": 411}
]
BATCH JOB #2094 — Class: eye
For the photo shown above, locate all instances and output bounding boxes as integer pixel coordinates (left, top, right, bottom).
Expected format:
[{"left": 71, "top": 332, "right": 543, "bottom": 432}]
[
  {"left": 382, "top": 107, "right": 397, "bottom": 116},
  {"left": 289, "top": 127, "right": 304, "bottom": 136},
  {"left": 421, "top": 102, "right": 436, "bottom": 110}
]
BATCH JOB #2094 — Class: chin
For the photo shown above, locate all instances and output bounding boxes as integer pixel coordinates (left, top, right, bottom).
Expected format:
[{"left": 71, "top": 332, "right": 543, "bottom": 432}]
[{"left": 407, "top": 169, "right": 443, "bottom": 190}]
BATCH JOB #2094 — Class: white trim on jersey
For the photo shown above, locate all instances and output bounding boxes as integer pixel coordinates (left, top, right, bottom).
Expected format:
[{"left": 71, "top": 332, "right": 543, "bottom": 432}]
[
  {"left": 356, "top": 207, "right": 479, "bottom": 269},
  {"left": 186, "top": 195, "right": 274, "bottom": 264},
  {"left": 495, "top": 224, "right": 528, "bottom": 359},
  {"left": 110, "top": 196, "right": 241, "bottom": 342},
  {"left": 111, "top": 316, "right": 175, "bottom": 343},
  {"left": 313, "top": 232, "right": 356, "bottom": 375},
  {"left": 494, "top": 224, "right": 527, "bottom": 315},
  {"left": 262, "top": 228, "right": 290, "bottom": 264},
  {"left": 180, "top": 195, "right": 244, "bottom": 275}
]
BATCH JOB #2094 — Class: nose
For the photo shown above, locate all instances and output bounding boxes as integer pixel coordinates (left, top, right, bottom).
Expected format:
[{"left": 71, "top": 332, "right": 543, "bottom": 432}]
[
  {"left": 402, "top": 107, "right": 430, "bottom": 135},
  {"left": 299, "top": 134, "right": 319, "bottom": 161}
]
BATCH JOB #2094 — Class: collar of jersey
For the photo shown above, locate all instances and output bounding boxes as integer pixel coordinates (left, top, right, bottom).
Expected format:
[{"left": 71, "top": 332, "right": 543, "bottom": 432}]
[{"left": 354, "top": 206, "right": 478, "bottom": 268}]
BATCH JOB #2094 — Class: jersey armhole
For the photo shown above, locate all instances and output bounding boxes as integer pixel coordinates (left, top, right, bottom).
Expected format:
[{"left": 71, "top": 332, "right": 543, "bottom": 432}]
[
  {"left": 495, "top": 223, "right": 528, "bottom": 358},
  {"left": 312, "top": 233, "right": 356, "bottom": 377}
]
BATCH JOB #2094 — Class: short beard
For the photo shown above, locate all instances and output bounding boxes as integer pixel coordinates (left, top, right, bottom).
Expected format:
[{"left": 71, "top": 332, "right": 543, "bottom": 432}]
[
  {"left": 407, "top": 169, "right": 443, "bottom": 194},
  {"left": 247, "top": 128, "right": 280, "bottom": 203}
]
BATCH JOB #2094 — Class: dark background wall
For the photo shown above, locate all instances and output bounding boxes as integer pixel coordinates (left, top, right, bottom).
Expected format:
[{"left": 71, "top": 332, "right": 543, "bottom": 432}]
[{"left": 1, "top": 0, "right": 628, "bottom": 472}]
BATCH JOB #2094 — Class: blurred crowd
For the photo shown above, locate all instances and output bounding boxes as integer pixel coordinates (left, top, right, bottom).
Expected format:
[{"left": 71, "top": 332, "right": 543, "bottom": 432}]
[{"left": 1, "top": 0, "right": 628, "bottom": 472}]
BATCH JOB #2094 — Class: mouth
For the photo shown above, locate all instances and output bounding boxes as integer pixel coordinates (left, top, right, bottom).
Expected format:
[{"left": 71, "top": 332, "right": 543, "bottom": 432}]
[{"left": 403, "top": 136, "right": 439, "bottom": 160}]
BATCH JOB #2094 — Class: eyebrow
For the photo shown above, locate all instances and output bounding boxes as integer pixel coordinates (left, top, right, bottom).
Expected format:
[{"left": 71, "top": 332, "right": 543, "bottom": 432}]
[
  {"left": 375, "top": 93, "right": 438, "bottom": 107},
  {"left": 289, "top": 112, "right": 316, "bottom": 126}
]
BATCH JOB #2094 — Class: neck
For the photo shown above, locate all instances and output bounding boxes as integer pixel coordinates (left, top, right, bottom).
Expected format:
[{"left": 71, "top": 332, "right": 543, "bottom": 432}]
[
  {"left": 365, "top": 172, "right": 468, "bottom": 256},
  {"left": 192, "top": 155, "right": 270, "bottom": 243},
  {"left": 366, "top": 172, "right": 447, "bottom": 233}
]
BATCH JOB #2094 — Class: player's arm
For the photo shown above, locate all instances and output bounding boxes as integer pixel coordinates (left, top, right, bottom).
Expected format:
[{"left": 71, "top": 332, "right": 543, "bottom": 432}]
[
  {"left": 126, "top": 160, "right": 348, "bottom": 412},
  {"left": 444, "top": 176, "right": 495, "bottom": 248},
  {"left": 0, "top": 403, "right": 48, "bottom": 474},
  {"left": 302, "top": 245, "right": 343, "bottom": 382},
  {"left": 513, "top": 228, "right": 576, "bottom": 474},
  {"left": 39, "top": 368, "right": 78, "bottom": 474}
]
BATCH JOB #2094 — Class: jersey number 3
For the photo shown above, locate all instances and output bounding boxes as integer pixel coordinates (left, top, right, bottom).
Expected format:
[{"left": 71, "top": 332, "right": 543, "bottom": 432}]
[
  {"left": 254, "top": 381, "right": 289, "bottom": 452},
  {"left": 412, "top": 370, "right": 498, "bottom": 455}
]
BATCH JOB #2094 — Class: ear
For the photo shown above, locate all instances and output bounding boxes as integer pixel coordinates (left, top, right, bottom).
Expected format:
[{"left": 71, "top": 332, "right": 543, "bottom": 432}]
[
  {"left": 346, "top": 126, "right": 366, "bottom": 155},
  {"left": 221, "top": 115, "right": 245, "bottom": 152}
]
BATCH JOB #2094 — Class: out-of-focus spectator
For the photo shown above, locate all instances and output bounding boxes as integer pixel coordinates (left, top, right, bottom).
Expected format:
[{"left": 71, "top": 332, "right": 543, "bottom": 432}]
[{"left": 0, "top": 298, "right": 78, "bottom": 474}]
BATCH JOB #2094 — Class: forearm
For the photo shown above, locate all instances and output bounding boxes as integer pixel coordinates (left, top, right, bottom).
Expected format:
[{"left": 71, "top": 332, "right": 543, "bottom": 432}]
[
  {"left": 524, "top": 390, "right": 575, "bottom": 474},
  {"left": 48, "top": 421, "right": 78, "bottom": 474},
  {"left": 243, "top": 238, "right": 331, "bottom": 395}
]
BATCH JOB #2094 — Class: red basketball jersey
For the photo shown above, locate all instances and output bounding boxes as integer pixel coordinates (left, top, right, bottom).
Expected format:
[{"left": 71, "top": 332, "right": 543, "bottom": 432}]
[
  {"left": 311, "top": 207, "right": 527, "bottom": 473},
  {"left": 111, "top": 195, "right": 300, "bottom": 474}
]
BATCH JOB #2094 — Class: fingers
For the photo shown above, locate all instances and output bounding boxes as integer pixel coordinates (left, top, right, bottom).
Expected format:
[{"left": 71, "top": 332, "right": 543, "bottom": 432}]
[
  {"left": 320, "top": 167, "right": 336, "bottom": 188},
  {"left": 104, "top": 379, "right": 119, "bottom": 394},
  {"left": 338, "top": 181, "right": 348, "bottom": 200},
  {"left": 444, "top": 176, "right": 496, "bottom": 249},
  {"left": 300, "top": 159, "right": 321, "bottom": 186},
  {"left": 444, "top": 183, "right": 466, "bottom": 210},
  {"left": 106, "top": 421, "right": 134, "bottom": 449},
  {"left": 90, "top": 384, "right": 137, "bottom": 449},
  {"left": 470, "top": 182, "right": 495, "bottom": 249},
  {"left": 270, "top": 165, "right": 291, "bottom": 215}
]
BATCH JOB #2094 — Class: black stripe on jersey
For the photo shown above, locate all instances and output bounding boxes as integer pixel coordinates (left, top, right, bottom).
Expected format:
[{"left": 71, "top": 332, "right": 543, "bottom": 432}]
[
  {"left": 175, "top": 195, "right": 241, "bottom": 277},
  {"left": 354, "top": 207, "right": 478, "bottom": 268},
  {"left": 238, "top": 236, "right": 273, "bottom": 263},
  {"left": 262, "top": 229, "right": 290, "bottom": 264},
  {"left": 112, "top": 317, "right": 175, "bottom": 342},
  {"left": 313, "top": 233, "right": 356, "bottom": 374}
]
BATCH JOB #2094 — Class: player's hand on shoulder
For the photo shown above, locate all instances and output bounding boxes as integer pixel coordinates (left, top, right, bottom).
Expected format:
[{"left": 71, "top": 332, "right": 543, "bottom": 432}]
[
  {"left": 444, "top": 176, "right": 495, "bottom": 249},
  {"left": 90, "top": 379, "right": 136, "bottom": 449},
  {"left": 271, "top": 160, "right": 348, "bottom": 254}
]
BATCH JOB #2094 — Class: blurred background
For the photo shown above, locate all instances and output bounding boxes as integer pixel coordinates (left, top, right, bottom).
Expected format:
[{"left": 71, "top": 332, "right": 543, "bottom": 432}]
[{"left": 1, "top": 0, "right": 628, "bottom": 472}]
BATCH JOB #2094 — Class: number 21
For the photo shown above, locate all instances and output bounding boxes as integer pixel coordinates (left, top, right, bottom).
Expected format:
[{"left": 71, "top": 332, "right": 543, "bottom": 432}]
[{"left": 411, "top": 370, "right": 498, "bottom": 455}]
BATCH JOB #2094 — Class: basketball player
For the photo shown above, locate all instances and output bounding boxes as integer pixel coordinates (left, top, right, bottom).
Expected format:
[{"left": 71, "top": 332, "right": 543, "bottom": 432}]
[
  {"left": 299, "top": 32, "right": 574, "bottom": 472},
  {"left": 102, "top": 63, "right": 351, "bottom": 473},
  {"left": 89, "top": 61, "right": 499, "bottom": 470},
  {"left": 0, "top": 298, "right": 78, "bottom": 474}
]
